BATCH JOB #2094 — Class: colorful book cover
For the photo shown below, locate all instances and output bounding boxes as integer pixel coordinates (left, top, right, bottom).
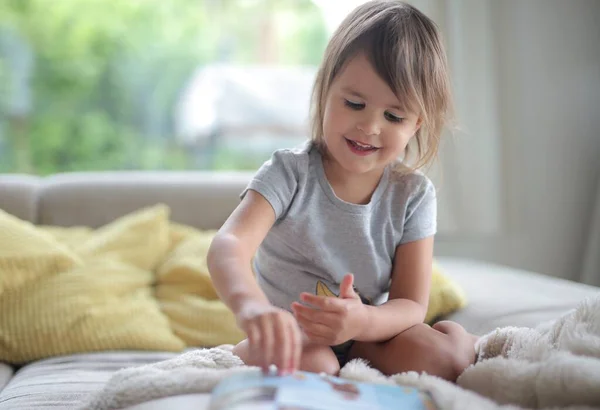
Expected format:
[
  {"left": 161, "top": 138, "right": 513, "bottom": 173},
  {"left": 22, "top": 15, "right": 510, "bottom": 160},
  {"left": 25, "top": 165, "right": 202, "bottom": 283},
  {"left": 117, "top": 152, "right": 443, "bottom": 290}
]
[{"left": 210, "top": 369, "right": 438, "bottom": 410}]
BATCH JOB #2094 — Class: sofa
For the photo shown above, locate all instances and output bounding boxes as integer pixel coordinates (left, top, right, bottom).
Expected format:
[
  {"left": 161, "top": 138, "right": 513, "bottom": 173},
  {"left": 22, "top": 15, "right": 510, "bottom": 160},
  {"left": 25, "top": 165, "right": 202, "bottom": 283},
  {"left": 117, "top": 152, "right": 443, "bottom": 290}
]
[{"left": 0, "top": 171, "right": 598, "bottom": 410}]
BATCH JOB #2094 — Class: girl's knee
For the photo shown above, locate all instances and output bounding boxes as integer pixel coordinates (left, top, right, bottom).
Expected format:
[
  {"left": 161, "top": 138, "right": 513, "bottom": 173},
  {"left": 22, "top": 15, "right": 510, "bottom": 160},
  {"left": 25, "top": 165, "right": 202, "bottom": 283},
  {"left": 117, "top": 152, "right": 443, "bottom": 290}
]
[
  {"left": 432, "top": 323, "right": 476, "bottom": 379},
  {"left": 432, "top": 320, "right": 466, "bottom": 336},
  {"left": 232, "top": 339, "right": 250, "bottom": 365},
  {"left": 417, "top": 323, "right": 475, "bottom": 381},
  {"left": 301, "top": 344, "right": 340, "bottom": 375},
  {"left": 421, "top": 338, "right": 470, "bottom": 381}
]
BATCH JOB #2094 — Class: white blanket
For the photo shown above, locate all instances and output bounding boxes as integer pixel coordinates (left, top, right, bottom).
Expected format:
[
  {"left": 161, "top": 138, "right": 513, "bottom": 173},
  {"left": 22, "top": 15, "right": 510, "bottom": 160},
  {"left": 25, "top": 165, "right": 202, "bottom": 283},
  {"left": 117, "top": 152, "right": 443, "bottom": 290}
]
[{"left": 83, "top": 296, "right": 600, "bottom": 410}]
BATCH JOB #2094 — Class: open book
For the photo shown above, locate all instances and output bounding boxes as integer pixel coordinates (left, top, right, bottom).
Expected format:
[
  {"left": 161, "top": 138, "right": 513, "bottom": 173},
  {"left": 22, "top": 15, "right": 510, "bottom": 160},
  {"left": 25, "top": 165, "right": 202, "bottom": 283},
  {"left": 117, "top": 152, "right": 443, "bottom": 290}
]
[{"left": 209, "top": 369, "right": 438, "bottom": 410}]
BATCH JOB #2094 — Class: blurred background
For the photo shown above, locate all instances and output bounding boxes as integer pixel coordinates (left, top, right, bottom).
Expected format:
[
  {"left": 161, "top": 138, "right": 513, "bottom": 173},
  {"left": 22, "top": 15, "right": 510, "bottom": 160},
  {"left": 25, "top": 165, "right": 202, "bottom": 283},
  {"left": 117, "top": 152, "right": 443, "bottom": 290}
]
[{"left": 0, "top": 0, "right": 599, "bottom": 284}]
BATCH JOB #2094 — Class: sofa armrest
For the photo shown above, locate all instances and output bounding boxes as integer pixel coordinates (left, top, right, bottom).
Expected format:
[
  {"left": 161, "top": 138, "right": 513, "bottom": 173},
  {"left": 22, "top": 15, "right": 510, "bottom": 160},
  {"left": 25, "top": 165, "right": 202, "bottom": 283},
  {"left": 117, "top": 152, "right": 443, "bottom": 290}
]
[{"left": 0, "top": 362, "right": 14, "bottom": 391}]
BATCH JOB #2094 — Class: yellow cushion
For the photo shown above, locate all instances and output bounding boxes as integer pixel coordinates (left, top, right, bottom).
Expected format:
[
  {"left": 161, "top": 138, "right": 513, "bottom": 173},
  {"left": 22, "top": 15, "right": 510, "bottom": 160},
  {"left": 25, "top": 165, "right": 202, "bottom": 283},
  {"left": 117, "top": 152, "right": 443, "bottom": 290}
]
[
  {"left": 75, "top": 206, "right": 171, "bottom": 271},
  {"left": 38, "top": 226, "right": 93, "bottom": 250},
  {"left": 425, "top": 262, "right": 467, "bottom": 324},
  {"left": 155, "top": 228, "right": 245, "bottom": 346},
  {"left": 0, "top": 211, "right": 83, "bottom": 294},
  {"left": 0, "top": 205, "right": 185, "bottom": 364}
]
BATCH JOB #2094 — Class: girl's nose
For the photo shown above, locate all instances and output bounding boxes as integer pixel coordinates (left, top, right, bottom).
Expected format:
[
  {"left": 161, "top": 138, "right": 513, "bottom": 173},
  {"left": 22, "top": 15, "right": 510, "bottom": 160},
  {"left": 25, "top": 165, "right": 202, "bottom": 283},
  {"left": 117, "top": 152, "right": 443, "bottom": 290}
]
[{"left": 356, "top": 113, "right": 381, "bottom": 136}]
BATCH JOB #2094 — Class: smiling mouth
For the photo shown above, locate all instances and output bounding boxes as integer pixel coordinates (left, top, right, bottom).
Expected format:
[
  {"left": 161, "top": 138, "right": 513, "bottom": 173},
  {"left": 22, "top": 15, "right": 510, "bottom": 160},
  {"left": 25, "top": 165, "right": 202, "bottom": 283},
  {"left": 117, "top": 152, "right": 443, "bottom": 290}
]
[{"left": 345, "top": 138, "right": 380, "bottom": 151}]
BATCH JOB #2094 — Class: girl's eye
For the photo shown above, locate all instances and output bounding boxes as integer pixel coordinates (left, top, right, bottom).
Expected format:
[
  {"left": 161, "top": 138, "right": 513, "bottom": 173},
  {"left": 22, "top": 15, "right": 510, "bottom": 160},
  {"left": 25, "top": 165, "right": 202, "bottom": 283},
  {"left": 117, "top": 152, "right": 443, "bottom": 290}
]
[
  {"left": 385, "top": 112, "right": 404, "bottom": 123},
  {"left": 344, "top": 99, "right": 365, "bottom": 110}
]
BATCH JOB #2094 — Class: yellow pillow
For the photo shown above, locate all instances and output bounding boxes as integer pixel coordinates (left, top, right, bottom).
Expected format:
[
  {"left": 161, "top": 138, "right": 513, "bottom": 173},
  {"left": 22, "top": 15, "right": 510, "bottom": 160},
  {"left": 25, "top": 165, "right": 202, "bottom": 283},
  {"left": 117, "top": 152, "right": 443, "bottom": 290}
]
[
  {"left": 38, "top": 226, "right": 93, "bottom": 250},
  {"left": 0, "top": 205, "right": 185, "bottom": 364},
  {"left": 75, "top": 206, "right": 171, "bottom": 271},
  {"left": 155, "top": 229, "right": 245, "bottom": 346},
  {"left": 0, "top": 210, "right": 82, "bottom": 294},
  {"left": 425, "top": 262, "right": 467, "bottom": 324}
]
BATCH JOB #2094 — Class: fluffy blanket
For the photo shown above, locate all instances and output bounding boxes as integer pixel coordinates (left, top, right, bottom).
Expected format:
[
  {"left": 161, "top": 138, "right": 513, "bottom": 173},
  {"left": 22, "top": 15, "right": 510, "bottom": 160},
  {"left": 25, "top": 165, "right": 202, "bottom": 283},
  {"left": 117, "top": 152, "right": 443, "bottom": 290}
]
[{"left": 82, "top": 296, "right": 600, "bottom": 410}]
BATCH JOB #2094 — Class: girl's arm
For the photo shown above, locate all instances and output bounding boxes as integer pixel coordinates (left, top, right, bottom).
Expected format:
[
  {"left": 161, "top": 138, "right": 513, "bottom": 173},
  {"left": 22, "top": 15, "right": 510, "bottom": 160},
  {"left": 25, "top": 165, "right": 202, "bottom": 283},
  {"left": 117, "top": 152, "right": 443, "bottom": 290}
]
[
  {"left": 207, "top": 190, "right": 276, "bottom": 315},
  {"left": 355, "top": 235, "right": 434, "bottom": 342},
  {"left": 209, "top": 190, "right": 303, "bottom": 373}
]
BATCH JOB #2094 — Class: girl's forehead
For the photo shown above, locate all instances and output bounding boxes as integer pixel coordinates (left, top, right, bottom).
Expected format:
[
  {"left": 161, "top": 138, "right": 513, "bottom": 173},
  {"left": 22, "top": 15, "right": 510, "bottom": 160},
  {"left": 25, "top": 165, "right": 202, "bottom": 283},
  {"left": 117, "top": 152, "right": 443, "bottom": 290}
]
[{"left": 336, "top": 52, "right": 376, "bottom": 79}]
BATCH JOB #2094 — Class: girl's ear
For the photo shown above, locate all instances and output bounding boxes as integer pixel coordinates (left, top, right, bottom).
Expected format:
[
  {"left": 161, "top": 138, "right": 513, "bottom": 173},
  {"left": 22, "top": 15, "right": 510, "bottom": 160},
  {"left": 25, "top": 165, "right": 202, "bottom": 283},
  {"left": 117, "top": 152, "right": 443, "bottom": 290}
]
[
  {"left": 411, "top": 117, "right": 423, "bottom": 138},
  {"left": 415, "top": 117, "right": 423, "bottom": 130}
]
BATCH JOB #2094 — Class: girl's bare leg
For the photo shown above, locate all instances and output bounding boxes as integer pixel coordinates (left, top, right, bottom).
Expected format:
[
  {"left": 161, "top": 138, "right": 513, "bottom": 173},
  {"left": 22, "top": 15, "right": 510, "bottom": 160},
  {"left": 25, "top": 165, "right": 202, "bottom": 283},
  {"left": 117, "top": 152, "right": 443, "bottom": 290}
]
[{"left": 347, "top": 320, "right": 478, "bottom": 382}]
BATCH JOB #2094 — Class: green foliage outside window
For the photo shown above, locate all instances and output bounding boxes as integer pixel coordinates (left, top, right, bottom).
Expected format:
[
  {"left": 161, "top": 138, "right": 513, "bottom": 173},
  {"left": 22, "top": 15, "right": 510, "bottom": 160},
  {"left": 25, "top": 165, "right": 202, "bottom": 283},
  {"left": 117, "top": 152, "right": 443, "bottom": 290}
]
[{"left": 0, "top": 0, "right": 328, "bottom": 175}]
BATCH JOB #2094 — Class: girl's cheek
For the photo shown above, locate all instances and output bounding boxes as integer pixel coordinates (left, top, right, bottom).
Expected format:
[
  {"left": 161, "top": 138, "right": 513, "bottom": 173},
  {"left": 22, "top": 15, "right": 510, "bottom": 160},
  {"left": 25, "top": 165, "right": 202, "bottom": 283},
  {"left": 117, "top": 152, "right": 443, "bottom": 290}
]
[{"left": 336, "top": 107, "right": 353, "bottom": 126}]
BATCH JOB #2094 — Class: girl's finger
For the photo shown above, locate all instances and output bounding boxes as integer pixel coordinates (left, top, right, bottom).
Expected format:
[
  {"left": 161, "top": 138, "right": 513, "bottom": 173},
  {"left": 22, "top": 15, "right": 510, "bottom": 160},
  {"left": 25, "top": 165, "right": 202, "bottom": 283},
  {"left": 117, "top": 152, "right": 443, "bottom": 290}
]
[
  {"left": 300, "top": 321, "right": 334, "bottom": 341},
  {"left": 274, "top": 316, "right": 289, "bottom": 375},
  {"left": 289, "top": 320, "right": 302, "bottom": 373},
  {"left": 299, "top": 293, "right": 344, "bottom": 312},
  {"left": 247, "top": 323, "right": 260, "bottom": 366},
  {"left": 292, "top": 302, "right": 337, "bottom": 326},
  {"left": 259, "top": 316, "right": 275, "bottom": 373},
  {"left": 293, "top": 311, "right": 312, "bottom": 330}
]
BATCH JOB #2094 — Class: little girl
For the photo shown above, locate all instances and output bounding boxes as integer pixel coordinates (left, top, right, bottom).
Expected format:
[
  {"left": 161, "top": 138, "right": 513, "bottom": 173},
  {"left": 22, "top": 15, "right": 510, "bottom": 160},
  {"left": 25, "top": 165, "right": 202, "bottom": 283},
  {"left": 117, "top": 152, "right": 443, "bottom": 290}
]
[{"left": 207, "top": 0, "right": 477, "bottom": 382}]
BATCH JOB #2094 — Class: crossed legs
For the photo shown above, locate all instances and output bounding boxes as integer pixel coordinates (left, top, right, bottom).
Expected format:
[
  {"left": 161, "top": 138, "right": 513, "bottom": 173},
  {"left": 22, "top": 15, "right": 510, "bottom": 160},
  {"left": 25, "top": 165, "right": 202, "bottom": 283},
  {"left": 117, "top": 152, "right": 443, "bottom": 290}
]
[{"left": 233, "top": 320, "right": 477, "bottom": 382}]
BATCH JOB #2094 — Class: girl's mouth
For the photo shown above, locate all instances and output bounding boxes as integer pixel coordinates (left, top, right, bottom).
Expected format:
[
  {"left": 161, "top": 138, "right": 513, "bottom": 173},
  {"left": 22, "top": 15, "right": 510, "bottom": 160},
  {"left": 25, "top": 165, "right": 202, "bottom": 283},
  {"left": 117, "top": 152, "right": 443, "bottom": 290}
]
[{"left": 345, "top": 138, "right": 379, "bottom": 155}]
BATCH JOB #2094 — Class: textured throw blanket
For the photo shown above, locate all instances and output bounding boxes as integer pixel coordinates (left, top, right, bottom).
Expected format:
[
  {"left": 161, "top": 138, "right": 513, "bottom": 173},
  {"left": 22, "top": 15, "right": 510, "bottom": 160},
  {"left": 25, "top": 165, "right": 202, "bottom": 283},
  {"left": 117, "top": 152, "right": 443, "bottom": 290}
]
[{"left": 83, "top": 296, "right": 600, "bottom": 410}]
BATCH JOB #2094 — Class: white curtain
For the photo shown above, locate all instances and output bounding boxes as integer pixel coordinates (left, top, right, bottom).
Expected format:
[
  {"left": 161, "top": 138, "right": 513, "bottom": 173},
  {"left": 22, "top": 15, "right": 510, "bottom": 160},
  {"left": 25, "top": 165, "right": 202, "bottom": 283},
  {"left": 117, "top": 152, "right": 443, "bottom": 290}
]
[
  {"left": 581, "top": 174, "right": 600, "bottom": 286},
  {"left": 412, "top": 0, "right": 503, "bottom": 236}
]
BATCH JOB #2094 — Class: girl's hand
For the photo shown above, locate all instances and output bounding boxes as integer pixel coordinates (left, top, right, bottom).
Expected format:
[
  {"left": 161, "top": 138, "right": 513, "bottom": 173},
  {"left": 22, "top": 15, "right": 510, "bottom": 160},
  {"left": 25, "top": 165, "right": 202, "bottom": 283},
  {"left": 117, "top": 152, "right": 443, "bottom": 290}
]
[
  {"left": 236, "top": 302, "right": 302, "bottom": 375},
  {"left": 291, "top": 274, "right": 368, "bottom": 346}
]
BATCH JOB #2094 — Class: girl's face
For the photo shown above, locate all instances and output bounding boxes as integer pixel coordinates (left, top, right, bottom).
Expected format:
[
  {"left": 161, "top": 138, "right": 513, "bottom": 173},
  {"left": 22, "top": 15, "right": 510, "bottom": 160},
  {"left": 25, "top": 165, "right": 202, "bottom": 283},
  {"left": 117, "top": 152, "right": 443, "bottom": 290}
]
[{"left": 321, "top": 52, "right": 421, "bottom": 178}]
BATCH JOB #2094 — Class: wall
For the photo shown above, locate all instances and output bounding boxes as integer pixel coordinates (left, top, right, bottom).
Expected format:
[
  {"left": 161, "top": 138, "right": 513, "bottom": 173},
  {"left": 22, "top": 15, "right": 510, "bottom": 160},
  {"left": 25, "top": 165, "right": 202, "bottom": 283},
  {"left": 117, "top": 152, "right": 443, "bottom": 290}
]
[{"left": 436, "top": 0, "right": 600, "bottom": 281}]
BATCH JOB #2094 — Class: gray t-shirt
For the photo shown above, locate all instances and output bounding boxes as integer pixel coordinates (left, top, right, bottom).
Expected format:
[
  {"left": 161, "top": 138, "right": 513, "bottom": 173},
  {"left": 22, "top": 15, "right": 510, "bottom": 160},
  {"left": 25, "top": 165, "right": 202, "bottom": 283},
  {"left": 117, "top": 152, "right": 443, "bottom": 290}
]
[{"left": 241, "top": 142, "right": 436, "bottom": 311}]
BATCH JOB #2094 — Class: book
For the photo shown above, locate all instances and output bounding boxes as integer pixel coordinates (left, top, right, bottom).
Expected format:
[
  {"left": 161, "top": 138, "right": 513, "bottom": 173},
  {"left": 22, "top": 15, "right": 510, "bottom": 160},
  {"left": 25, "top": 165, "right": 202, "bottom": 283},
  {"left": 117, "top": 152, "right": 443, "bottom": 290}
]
[{"left": 209, "top": 369, "right": 438, "bottom": 410}]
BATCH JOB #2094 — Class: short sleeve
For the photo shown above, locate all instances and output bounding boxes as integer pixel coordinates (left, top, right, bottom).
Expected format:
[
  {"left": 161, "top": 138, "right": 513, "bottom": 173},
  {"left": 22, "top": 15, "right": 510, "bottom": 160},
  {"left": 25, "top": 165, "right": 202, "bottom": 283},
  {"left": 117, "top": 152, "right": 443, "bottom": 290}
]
[
  {"left": 400, "top": 176, "right": 437, "bottom": 244},
  {"left": 241, "top": 149, "right": 299, "bottom": 220}
]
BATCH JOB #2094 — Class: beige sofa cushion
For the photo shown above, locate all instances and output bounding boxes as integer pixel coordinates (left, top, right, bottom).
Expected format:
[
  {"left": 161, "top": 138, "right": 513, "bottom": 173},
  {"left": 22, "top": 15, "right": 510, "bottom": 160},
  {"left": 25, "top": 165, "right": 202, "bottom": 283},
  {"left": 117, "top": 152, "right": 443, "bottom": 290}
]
[
  {"left": 38, "top": 172, "right": 252, "bottom": 230},
  {"left": 0, "top": 363, "right": 12, "bottom": 392},
  {"left": 0, "top": 175, "right": 39, "bottom": 223},
  {"left": 0, "top": 352, "right": 177, "bottom": 410},
  {"left": 441, "top": 257, "right": 600, "bottom": 335}
]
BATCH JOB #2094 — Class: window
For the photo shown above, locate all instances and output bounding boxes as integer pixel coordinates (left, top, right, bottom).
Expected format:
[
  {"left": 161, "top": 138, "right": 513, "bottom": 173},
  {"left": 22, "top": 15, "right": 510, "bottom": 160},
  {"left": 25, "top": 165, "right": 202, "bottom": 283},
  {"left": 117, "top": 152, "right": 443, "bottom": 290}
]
[{"left": 0, "top": 0, "right": 335, "bottom": 174}]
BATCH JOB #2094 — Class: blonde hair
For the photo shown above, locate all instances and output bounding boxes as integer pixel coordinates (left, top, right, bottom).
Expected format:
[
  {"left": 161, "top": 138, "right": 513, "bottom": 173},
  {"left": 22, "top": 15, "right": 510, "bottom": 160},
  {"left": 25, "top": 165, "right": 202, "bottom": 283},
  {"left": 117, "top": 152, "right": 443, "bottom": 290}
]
[{"left": 310, "top": 0, "right": 453, "bottom": 172}]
